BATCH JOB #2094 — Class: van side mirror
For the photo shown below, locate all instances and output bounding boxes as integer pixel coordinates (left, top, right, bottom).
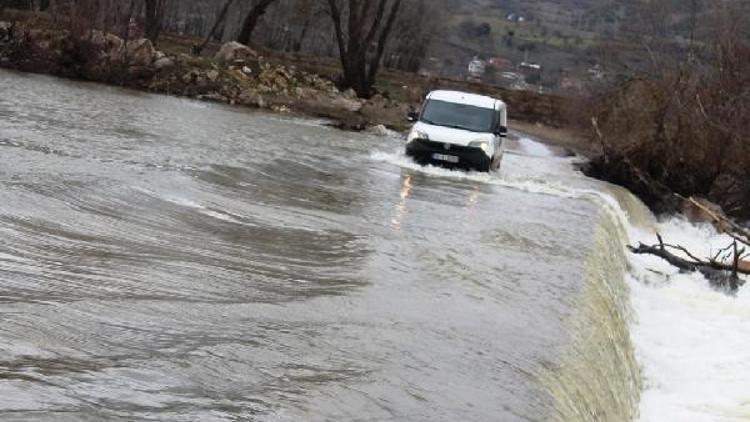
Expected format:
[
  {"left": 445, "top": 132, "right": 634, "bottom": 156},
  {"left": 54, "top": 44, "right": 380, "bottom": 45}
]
[
  {"left": 496, "top": 126, "right": 508, "bottom": 138},
  {"left": 406, "top": 111, "right": 419, "bottom": 122}
]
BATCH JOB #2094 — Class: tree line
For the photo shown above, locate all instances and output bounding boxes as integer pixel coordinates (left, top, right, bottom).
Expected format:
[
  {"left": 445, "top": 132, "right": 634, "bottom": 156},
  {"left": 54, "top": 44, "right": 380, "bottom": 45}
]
[{"left": 6, "top": 0, "right": 437, "bottom": 98}]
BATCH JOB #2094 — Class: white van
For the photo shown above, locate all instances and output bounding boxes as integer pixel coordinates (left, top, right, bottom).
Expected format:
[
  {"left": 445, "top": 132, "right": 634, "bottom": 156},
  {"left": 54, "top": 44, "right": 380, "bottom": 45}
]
[{"left": 405, "top": 90, "right": 507, "bottom": 172}]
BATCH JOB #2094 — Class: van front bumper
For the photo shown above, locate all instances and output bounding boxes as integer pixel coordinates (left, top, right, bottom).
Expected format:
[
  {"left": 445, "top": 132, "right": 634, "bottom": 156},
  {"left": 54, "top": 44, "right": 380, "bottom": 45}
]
[{"left": 405, "top": 139, "right": 491, "bottom": 171}]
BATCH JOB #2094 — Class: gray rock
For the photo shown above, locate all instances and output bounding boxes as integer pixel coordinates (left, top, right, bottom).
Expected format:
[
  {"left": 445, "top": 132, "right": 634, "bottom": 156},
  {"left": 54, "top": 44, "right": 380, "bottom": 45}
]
[
  {"left": 332, "top": 97, "right": 364, "bottom": 112},
  {"left": 199, "top": 93, "right": 227, "bottom": 102},
  {"left": 153, "top": 57, "right": 174, "bottom": 70},
  {"left": 0, "top": 21, "right": 11, "bottom": 40},
  {"left": 88, "top": 30, "right": 107, "bottom": 50},
  {"left": 214, "top": 41, "right": 257, "bottom": 63},
  {"left": 126, "top": 39, "right": 156, "bottom": 67}
]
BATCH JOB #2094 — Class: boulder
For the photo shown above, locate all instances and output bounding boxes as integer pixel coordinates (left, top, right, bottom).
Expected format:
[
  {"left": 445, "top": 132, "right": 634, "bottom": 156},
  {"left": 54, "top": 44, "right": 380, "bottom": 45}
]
[
  {"left": 230, "top": 68, "right": 250, "bottom": 81},
  {"left": 0, "top": 21, "right": 12, "bottom": 41},
  {"left": 342, "top": 88, "right": 358, "bottom": 99},
  {"left": 88, "top": 30, "right": 107, "bottom": 50},
  {"left": 238, "top": 88, "right": 258, "bottom": 104},
  {"left": 206, "top": 69, "right": 219, "bottom": 81},
  {"left": 153, "top": 57, "right": 174, "bottom": 70},
  {"left": 367, "top": 93, "right": 389, "bottom": 108},
  {"left": 78, "top": 30, "right": 122, "bottom": 62},
  {"left": 104, "top": 33, "right": 124, "bottom": 53},
  {"left": 255, "top": 94, "right": 266, "bottom": 109},
  {"left": 294, "top": 87, "right": 317, "bottom": 99},
  {"left": 368, "top": 124, "right": 390, "bottom": 136},
  {"left": 126, "top": 38, "right": 156, "bottom": 67},
  {"left": 272, "top": 104, "right": 291, "bottom": 113},
  {"left": 182, "top": 70, "right": 199, "bottom": 84},
  {"left": 331, "top": 97, "right": 364, "bottom": 112},
  {"left": 199, "top": 93, "right": 227, "bottom": 102},
  {"left": 214, "top": 41, "right": 257, "bottom": 63}
]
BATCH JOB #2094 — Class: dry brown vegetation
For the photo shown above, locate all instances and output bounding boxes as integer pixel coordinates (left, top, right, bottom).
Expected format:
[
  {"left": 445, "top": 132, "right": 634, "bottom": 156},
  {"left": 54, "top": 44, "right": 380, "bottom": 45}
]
[{"left": 582, "top": 2, "right": 750, "bottom": 221}]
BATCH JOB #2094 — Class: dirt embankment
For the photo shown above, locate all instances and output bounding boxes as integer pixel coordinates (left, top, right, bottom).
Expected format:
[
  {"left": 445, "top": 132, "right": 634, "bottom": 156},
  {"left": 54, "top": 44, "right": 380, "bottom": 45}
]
[{"left": 0, "top": 13, "right": 575, "bottom": 137}]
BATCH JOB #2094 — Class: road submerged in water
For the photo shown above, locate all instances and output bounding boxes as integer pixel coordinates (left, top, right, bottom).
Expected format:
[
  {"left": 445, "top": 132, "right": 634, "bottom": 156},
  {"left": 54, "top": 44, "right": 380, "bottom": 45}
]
[{"left": 2, "top": 69, "right": 747, "bottom": 422}]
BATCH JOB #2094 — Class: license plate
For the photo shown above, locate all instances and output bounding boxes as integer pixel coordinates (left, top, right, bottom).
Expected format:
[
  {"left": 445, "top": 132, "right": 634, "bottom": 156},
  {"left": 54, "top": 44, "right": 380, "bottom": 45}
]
[{"left": 431, "top": 153, "right": 459, "bottom": 163}]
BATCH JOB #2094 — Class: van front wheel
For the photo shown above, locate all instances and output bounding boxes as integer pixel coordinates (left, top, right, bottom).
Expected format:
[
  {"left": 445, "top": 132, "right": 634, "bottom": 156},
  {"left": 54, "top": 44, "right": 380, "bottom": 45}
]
[{"left": 491, "top": 155, "right": 502, "bottom": 172}]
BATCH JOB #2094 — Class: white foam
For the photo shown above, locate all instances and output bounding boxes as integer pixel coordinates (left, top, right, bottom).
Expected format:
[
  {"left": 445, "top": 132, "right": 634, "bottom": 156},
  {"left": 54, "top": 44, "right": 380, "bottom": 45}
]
[
  {"left": 581, "top": 178, "right": 750, "bottom": 421},
  {"left": 373, "top": 146, "right": 750, "bottom": 420},
  {"left": 369, "top": 150, "right": 498, "bottom": 183},
  {"left": 518, "top": 137, "right": 555, "bottom": 157},
  {"left": 369, "top": 149, "right": 626, "bottom": 206},
  {"left": 623, "top": 219, "right": 750, "bottom": 422}
]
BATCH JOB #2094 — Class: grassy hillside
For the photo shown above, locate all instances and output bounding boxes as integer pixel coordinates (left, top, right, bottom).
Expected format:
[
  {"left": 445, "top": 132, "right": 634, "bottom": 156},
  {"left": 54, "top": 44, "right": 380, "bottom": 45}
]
[
  {"left": 427, "top": 0, "right": 705, "bottom": 89},
  {"left": 426, "top": 0, "right": 631, "bottom": 85}
]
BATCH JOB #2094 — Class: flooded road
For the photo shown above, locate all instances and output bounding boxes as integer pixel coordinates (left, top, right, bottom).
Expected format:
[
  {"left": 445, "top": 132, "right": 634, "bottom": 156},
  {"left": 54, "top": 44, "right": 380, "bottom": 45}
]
[{"left": 0, "top": 69, "right": 641, "bottom": 421}]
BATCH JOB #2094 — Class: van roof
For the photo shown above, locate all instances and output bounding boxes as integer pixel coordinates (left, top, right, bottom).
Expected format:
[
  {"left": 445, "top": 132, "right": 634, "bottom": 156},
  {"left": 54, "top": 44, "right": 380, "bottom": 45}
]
[{"left": 427, "top": 90, "right": 505, "bottom": 110}]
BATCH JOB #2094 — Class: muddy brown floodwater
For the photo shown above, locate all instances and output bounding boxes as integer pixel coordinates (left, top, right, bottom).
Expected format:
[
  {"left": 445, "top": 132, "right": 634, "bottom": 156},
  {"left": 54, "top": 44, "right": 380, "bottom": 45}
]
[{"left": 0, "top": 69, "right": 640, "bottom": 422}]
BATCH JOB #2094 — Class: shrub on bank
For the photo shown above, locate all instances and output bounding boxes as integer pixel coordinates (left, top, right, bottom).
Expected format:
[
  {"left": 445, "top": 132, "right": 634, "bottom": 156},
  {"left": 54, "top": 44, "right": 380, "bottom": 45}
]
[{"left": 584, "top": 37, "right": 750, "bottom": 220}]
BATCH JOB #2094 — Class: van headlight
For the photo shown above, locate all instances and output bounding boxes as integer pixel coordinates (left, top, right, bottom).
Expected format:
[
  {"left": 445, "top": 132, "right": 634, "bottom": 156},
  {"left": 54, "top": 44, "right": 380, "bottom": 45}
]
[
  {"left": 469, "top": 140, "right": 490, "bottom": 153},
  {"left": 408, "top": 130, "right": 429, "bottom": 142}
]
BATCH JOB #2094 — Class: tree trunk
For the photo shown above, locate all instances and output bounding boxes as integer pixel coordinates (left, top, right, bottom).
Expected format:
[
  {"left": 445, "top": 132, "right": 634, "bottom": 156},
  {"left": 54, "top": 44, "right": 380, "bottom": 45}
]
[
  {"left": 194, "top": 0, "right": 235, "bottom": 55},
  {"left": 293, "top": 15, "right": 312, "bottom": 52},
  {"left": 326, "top": 0, "right": 404, "bottom": 98},
  {"left": 367, "top": 0, "right": 401, "bottom": 88},
  {"left": 144, "top": 0, "right": 166, "bottom": 43},
  {"left": 237, "top": 0, "right": 278, "bottom": 46}
]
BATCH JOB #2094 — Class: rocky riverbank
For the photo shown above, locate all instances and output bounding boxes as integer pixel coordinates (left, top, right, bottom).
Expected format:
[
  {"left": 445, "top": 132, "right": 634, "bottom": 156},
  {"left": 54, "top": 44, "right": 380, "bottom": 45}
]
[
  {"left": 0, "top": 21, "right": 415, "bottom": 132},
  {"left": 0, "top": 13, "right": 577, "bottom": 137}
]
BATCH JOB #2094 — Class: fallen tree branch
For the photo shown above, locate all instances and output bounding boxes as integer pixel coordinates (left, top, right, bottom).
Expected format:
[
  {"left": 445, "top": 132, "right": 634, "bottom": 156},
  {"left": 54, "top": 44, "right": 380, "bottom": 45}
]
[
  {"left": 680, "top": 195, "right": 750, "bottom": 246},
  {"left": 629, "top": 239, "right": 748, "bottom": 291},
  {"left": 662, "top": 242, "right": 704, "bottom": 263}
]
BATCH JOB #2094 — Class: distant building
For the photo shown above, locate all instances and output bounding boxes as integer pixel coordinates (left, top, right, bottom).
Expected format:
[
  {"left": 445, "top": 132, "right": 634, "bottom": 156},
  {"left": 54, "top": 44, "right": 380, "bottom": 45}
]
[
  {"left": 488, "top": 57, "right": 514, "bottom": 72},
  {"left": 499, "top": 72, "right": 527, "bottom": 91},
  {"left": 467, "top": 56, "right": 486, "bottom": 82},
  {"left": 506, "top": 13, "right": 526, "bottom": 23},
  {"left": 519, "top": 62, "right": 542, "bottom": 85},
  {"left": 587, "top": 64, "right": 605, "bottom": 80},
  {"left": 560, "top": 75, "right": 584, "bottom": 93},
  {"left": 519, "top": 62, "right": 541, "bottom": 72}
]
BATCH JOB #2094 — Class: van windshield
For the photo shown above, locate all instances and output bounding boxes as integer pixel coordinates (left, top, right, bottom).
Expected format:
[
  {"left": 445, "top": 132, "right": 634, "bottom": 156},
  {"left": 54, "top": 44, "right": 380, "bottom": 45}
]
[{"left": 420, "top": 100, "right": 496, "bottom": 133}]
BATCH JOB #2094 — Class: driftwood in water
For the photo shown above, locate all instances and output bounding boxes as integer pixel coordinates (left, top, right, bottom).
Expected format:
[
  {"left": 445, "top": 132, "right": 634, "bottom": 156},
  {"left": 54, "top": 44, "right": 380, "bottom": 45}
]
[
  {"left": 681, "top": 196, "right": 750, "bottom": 245},
  {"left": 629, "top": 234, "right": 748, "bottom": 291}
]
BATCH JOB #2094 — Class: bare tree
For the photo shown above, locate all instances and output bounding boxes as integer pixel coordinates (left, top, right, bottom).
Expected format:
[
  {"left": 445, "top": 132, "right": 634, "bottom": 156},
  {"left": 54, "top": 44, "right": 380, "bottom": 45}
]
[
  {"left": 144, "top": 0, "right": 167, "bottom": 42},
  {"left": 237, "top": 0, "right": 279, "bottom": 45},
  {"left": 194, "top": 0, "right": 235, "bottom": 54},
  {"left": 289, "top": 0, "right": 320, "bottom": 52},
  {"left": 326, "top": 0, "right": 403, "bottom": 98},
  {"left": 384, "top": 0, "right": 435, "bottom": 72}
]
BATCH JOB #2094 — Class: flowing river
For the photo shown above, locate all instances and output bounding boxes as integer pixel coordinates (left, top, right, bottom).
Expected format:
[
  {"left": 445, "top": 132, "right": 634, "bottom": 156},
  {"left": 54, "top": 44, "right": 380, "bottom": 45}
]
[{"left": 1, "top": 69, "right": 748, "bottom": 421}]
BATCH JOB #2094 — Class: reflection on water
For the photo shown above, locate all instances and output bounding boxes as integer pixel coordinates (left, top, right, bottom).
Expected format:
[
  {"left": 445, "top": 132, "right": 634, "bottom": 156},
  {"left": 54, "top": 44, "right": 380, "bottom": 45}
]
[
  {"left": 391, "top": 173, "right": 412, "bottom": 230},
  {"left": 0, "top": 70, "right": 637, "bottom": 421}
]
